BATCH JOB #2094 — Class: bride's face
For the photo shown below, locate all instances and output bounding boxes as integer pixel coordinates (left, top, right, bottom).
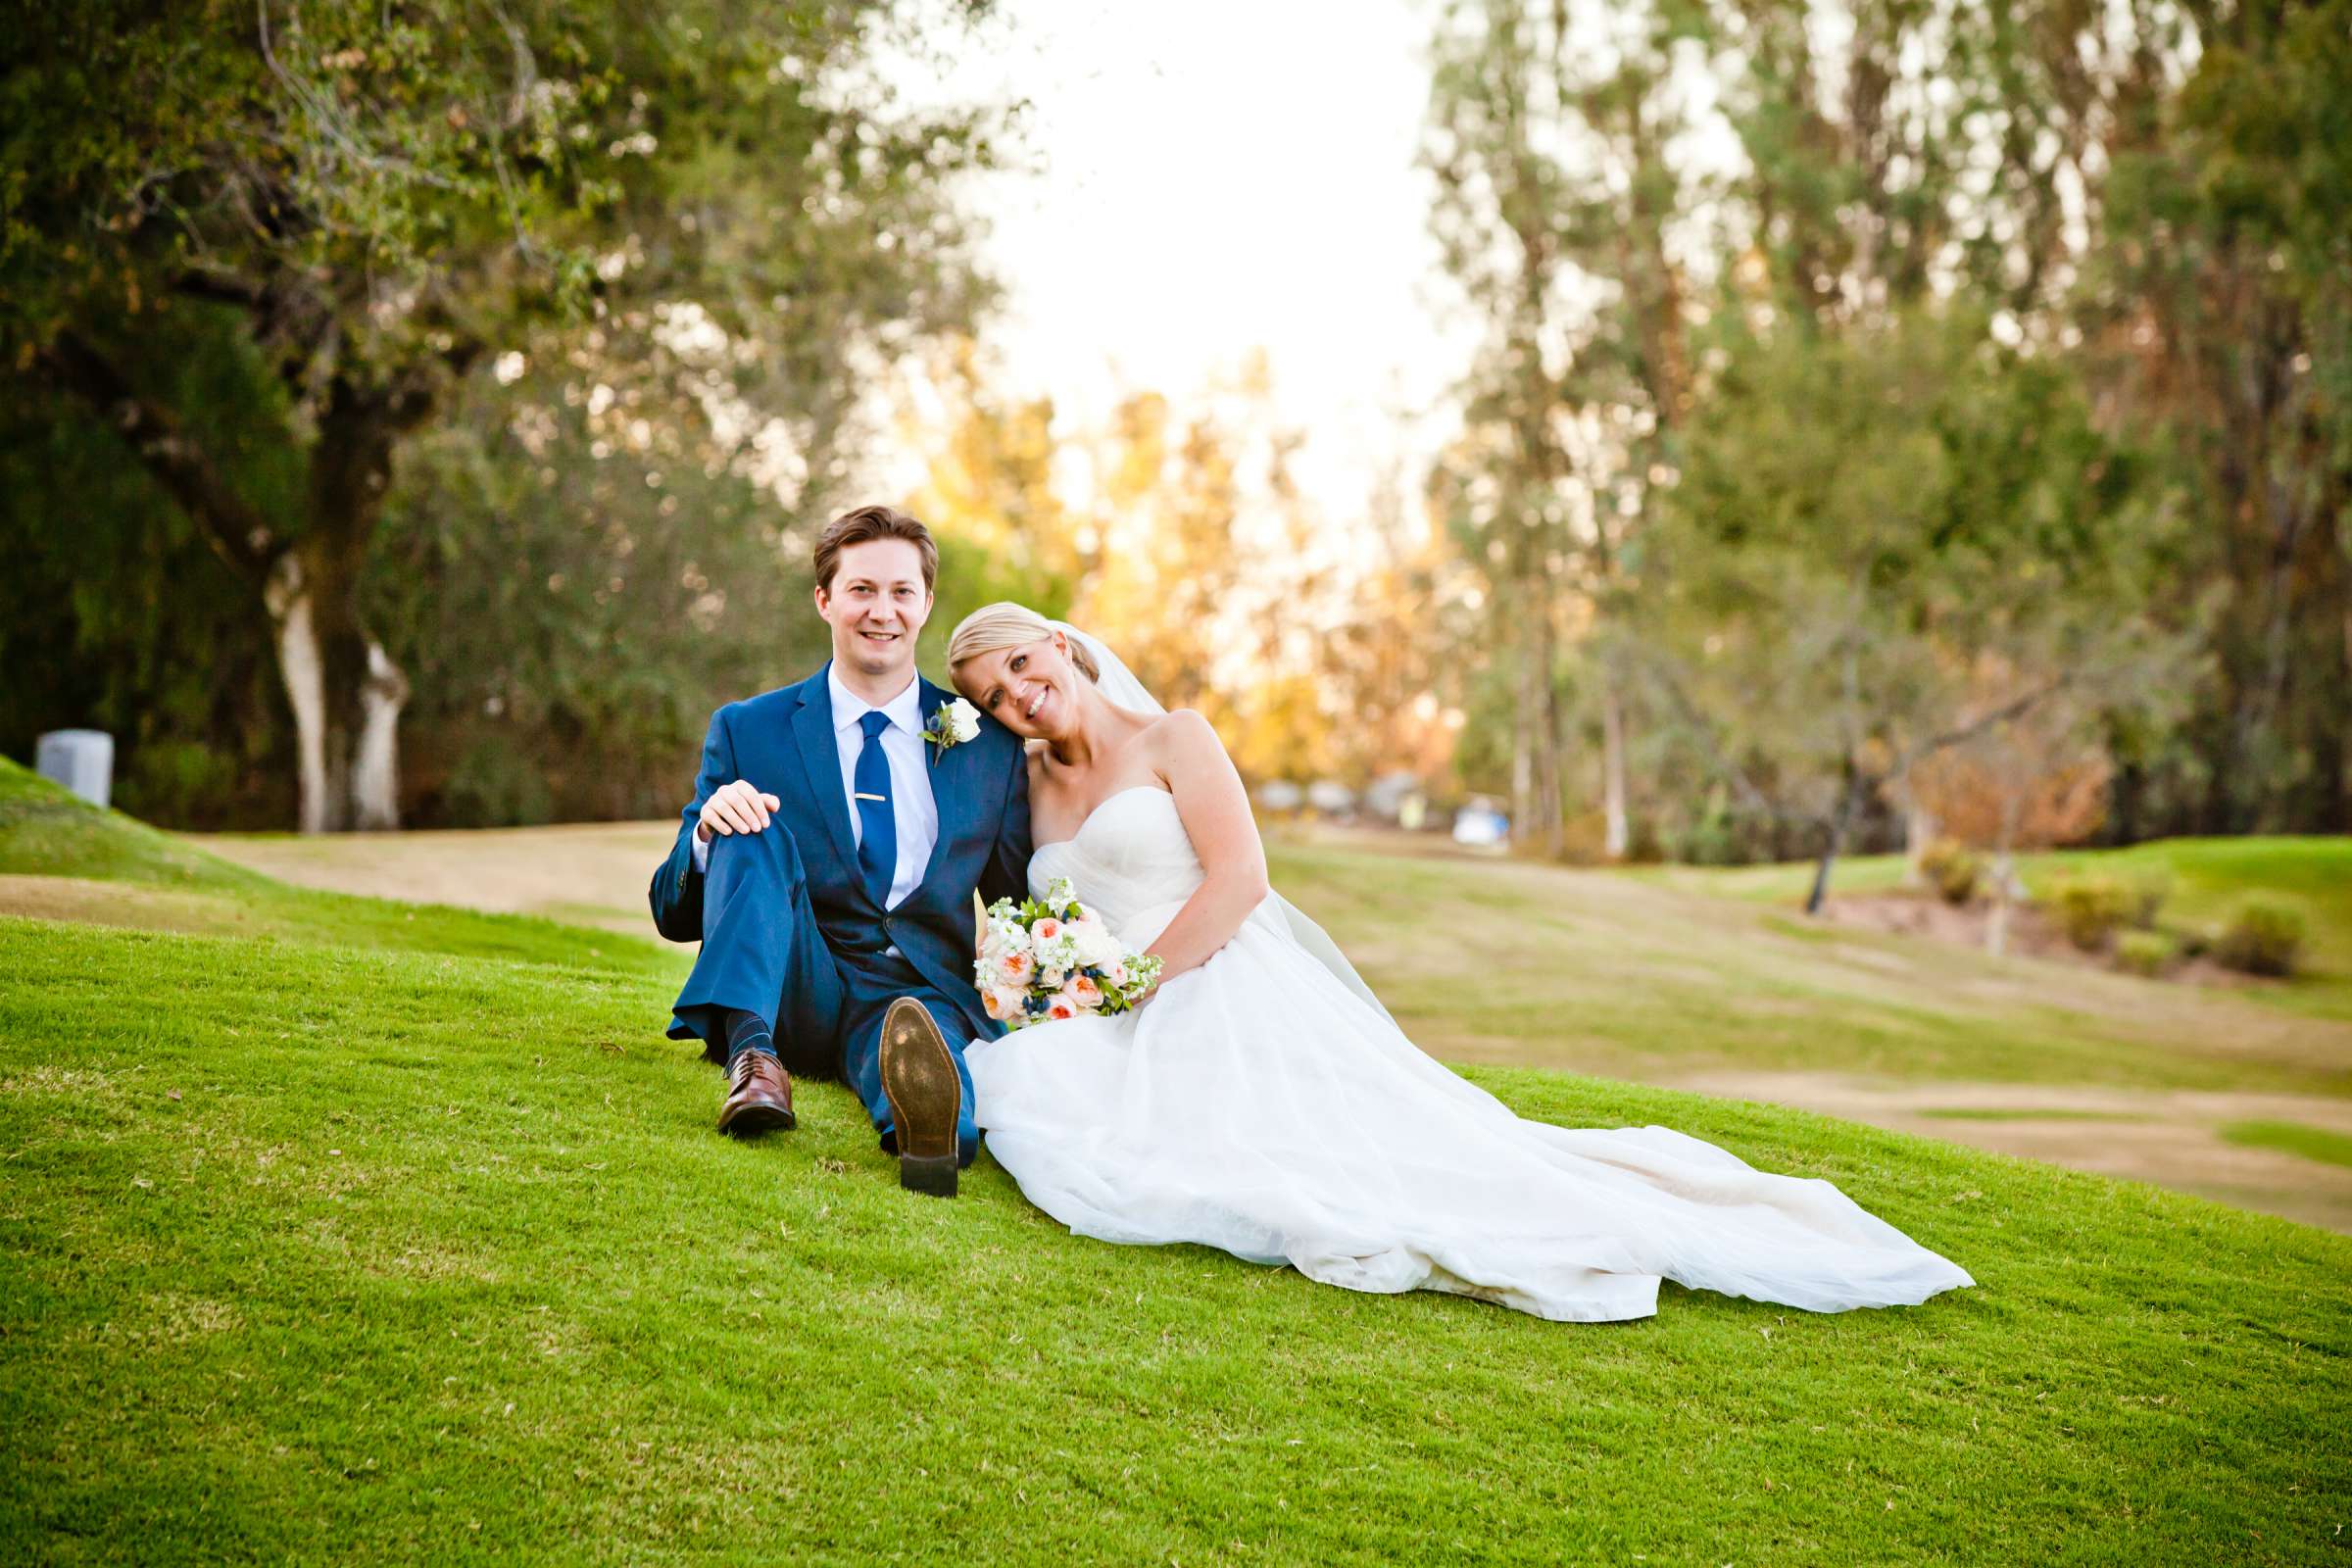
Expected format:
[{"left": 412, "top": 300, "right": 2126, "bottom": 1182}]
[{"left": 956, "top": 634, "right": 1078, "bottom": 739}]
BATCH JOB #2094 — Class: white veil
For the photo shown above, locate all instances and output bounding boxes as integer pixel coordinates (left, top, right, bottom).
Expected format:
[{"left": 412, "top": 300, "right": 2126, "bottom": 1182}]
[{"left": 1054, "top": 622, "right": 1396, "bottom": 1025}]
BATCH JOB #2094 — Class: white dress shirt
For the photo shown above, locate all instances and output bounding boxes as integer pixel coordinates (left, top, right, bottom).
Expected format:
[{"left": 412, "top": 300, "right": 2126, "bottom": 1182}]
[{"left": 693, "top": 668, "right": 939, "bottom": 913}]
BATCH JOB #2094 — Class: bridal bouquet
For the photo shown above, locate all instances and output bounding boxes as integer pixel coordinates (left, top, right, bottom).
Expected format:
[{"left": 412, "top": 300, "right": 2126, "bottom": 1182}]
[{"left": 977, "top": 876, "right": 1163, "bottom": 1030}]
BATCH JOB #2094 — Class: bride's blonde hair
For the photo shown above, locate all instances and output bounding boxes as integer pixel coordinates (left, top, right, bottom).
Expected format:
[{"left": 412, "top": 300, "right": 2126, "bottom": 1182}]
[{"left": 946, "top": 602, "right": 1101, "bottom": 683}]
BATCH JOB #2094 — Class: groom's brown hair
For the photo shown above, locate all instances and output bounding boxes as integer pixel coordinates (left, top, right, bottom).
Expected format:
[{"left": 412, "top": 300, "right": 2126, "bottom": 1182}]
[{"left": 813, "top": 505, "right": 939, "bottom": 595}]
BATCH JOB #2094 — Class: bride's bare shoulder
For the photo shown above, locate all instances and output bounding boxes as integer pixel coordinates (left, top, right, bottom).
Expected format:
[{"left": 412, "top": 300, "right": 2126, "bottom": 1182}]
[{"left": 1140, "top": 709, "right": 1230, "bottom": 769}]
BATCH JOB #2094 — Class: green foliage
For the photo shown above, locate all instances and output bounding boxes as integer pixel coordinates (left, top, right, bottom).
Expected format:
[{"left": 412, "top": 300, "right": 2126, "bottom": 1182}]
[
  {"left": 2125, "top": 867, "right": 2174, "bottom": 930},
  {"left": 2049, "top": 874, "right": 2134, "bottom": 953},
  {"left": 1920, "top": 840, "right": 1982, "bottom": 906},
  {"left": 440, "top": 739, "right": 556, "bottom": 830},
  {"left": 1635, "top": 305, "right": 2175, "bottom": 882},
  {"left": 1, "top": 0, "right": 1004, "bottom": 829},
  {"left": 2115, "top": 929, "right": 2174, "bottom": 978},
  {"left": 2091, "top": 0, "right": 2352, "bottom": 835},
  {"left": 2214, "top": 900, "right": 2308, "bottom": 979},
  {"left": 0, "top": 307, "right": 300, "bottom": 826}
]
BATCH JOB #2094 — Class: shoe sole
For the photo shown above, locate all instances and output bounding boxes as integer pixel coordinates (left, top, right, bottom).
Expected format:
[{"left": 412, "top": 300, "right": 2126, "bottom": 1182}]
[
  {"left": 718, "top": 1101, "right": 796, "bottom": 1137},
  {"left": 878, "top": 998, "right": 960, "bottom": 1199}
]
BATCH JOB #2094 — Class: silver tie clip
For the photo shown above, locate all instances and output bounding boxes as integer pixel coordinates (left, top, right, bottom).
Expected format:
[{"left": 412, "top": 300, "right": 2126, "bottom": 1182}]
[{"left": 854, "top": 792, "right": 888, "bottom": 803}]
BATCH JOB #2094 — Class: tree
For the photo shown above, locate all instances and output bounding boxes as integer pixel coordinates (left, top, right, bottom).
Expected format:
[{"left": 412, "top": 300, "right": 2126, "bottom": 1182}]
[
  {"left": 1425, "top": 0, "right": 1706, "bottom": 858},
  {"left": 1636, "top": 306, "right": 2174, "bottom": 911},
  {"left": 2085, "top": 0, "right": 2352, "bottom": 832},
  {"left": 3, "top": 0, "right": 997, "bottom": 828},
  {"left": 1913, "top": 665, "right": 2115, "bottom": 958}
]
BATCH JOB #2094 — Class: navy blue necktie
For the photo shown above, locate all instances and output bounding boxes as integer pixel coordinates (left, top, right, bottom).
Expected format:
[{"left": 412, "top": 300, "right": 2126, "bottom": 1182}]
[{"left": 853, "top": 709, "right": 898, "bottom": 909}]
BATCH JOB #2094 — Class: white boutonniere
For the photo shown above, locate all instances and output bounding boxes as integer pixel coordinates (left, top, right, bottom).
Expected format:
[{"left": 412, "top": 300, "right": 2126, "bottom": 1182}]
[{"left": 922, "top": 697, "right": 980, "bottom": 763}]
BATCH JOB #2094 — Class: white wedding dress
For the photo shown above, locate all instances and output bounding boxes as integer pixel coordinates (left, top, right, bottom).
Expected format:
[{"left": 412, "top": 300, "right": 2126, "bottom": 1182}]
[{"left": 966, "top": 785, "right": 1974, "bottom": 1323}]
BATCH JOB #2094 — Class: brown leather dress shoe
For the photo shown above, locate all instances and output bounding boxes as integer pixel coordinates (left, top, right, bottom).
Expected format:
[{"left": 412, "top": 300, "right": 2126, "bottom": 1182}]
[
  {"left": 878, "top": 997, "right": 960, "bottom": 1198},
  {"left": 717, "top": 1051, "right": 796, "bottom": 1137}
]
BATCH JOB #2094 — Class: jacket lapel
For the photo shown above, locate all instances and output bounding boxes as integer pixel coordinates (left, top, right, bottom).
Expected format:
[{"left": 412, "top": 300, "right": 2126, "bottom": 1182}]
[
  {"left": 789, "top": 665, "right": 862, "bottom": 892},
  {"left": 912, "top": 677, "right": 979, "bottom": 894}
]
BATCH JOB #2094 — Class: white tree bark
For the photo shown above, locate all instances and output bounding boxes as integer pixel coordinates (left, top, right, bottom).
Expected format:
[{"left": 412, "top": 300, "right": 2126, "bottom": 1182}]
[
  {"left": 353, "top": 641, "right": 408, "bottom": 831},
  {"left": 266, "top": 554, "right": 408, "bottom": 832},
  {"left": 1984, "top": 792, "right": 2022, "bottom": 958},
  {"left": 1600, "top": 677, "right": 1629, "bottom": 859},
  {"left": 267, "top": 557, "right": 333, "bottom": 835},
  {"left": 1903, "top": 795, "right": 1936, "bottom": 887},
  {"left": 1985, "top": 848, "right": 2013, "bottom": 957}
]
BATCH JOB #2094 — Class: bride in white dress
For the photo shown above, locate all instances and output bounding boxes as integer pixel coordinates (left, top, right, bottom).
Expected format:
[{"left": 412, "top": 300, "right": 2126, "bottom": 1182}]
[{"left": 945, "top": 604, "right": 1973, "bottom": 1323}]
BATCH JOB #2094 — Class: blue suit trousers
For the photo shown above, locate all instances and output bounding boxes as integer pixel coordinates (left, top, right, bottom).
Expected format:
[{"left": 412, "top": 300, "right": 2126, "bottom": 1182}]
[{"left": 668, "top": 823, "right": 980, "bottom": 1166}]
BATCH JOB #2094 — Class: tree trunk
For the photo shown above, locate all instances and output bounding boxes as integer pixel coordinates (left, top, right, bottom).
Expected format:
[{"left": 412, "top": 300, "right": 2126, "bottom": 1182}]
[
  {"left": 1600, "top": 673, "right": 1629, "bottom": 859},
  {"left": 1901, "top": 788, "right": 1936, "bottom": 887},
  {"left": 1803, "top": 761, "right": 1865, "bottom": 915},
  {"left": 1512, "top": 612, "right": 1562, "bottom": 857},
  {"left": 264, "top": 378, "right": 417, "bottom": 832},
  {"left": 266, "top": 548, "right": 410, "bottom": 832},
  {"left": 39, "top": 332, "right": 452, "bottom": 835},
  {"left": 2300, "top": 470, "right": 2349, "bottom": 831},
  {"left": 1985, "top": 848, "right": 2013, "bottom": 957}
]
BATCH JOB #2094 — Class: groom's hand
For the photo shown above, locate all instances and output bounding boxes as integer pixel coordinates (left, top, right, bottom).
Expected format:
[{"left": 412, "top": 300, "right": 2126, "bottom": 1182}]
[{"left": 697, "top": 780, "right": 781, "bottom": 842}]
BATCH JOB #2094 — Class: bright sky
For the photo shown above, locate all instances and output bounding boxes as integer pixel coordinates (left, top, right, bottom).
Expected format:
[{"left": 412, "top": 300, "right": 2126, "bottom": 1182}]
[{"left": 886, "top": 0, "right": 1477, "bottom": 518}]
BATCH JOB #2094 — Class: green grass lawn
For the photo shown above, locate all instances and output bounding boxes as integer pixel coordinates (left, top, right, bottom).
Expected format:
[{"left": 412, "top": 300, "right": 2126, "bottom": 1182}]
[
  {"left": 0, "top": 760, "right": 683, "bottom": 985},
  {"left": 1264, "top": 839, "right": 2351, "bottom": 1098},
  {"left": 1630, "top": 837, "right": 2352, "bottom": 1024},
  {"left": 2221, "top": 1119, "right": 2352, "bottom": 1170},
  {"left": 4, "top": 761, "right": 2349, "bottom": 1561}
]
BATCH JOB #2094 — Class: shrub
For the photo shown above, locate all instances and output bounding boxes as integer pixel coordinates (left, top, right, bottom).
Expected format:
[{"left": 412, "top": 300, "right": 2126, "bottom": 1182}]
[
  {"left": 2124, "top": 868, "right": 2173, "bottom": 930},
  {"left": 2115, "top": 930, "right": 2173, "bottom": 977},
  {"left": 2213, "top": 900, "right": 2306, "bottom": 977},
  {"left": 441, "top": 738, "right": 554, "bottom": 828},
  {"left": 2051, "top": 874, "right": 2133, "bottom": 952},
  {"left": 1919, "top": 839, "right": 1981, "bottom": 906}
]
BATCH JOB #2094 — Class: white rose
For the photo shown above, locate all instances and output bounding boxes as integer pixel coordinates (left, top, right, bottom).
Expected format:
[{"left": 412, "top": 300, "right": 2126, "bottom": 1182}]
[
  {"left": 945, "top": 698, "right": 981, "bottom": 743},
  {"left": 1069, "top": 918, "right": 1122, "bottom": 969}
]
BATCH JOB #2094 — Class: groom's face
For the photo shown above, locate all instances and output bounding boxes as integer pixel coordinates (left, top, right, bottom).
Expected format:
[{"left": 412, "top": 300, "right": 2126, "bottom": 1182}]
[{"left": 815, "top": 538, "right": 933, "bottom": 683}]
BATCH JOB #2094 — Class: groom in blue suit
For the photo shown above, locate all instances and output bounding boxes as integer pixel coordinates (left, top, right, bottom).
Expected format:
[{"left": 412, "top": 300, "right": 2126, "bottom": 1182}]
[{"left": 648, "top": 505, "right": 1031, "bottom": 1197}]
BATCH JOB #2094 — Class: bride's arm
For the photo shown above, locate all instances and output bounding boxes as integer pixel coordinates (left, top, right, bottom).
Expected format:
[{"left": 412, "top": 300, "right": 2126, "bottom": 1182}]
[{"left": 1139, "top": 710, "right": 1270, "bottom": 986}]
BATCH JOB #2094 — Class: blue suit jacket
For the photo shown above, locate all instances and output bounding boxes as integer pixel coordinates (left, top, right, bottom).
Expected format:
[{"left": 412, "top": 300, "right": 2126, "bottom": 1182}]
[{"left": 649, "top": 664, "right": 1033, "bottom": 1044}]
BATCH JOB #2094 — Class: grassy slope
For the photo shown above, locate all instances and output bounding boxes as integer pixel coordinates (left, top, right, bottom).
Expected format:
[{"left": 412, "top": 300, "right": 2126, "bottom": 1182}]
[
  {"left": 1632, "top": 838, "right": 2352, "bottom": 1024},
  {"left": 1266, "top": 840, "right": 2351, "bottom": 1098},
  {"left": 2, "top": 762, "right": 2347, "bottom": 1562},
  {"left": 5, "top": 918, "right": 2348, "bottom": 1565},
  {"left": 0, "top": 760, "right": 683, "bottom": 985}
]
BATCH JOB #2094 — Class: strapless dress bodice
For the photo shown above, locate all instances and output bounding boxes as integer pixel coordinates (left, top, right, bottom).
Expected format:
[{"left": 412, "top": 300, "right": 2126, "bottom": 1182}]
[{"left": 1027, "top": 786, "right": 1206, "bottom": 936}]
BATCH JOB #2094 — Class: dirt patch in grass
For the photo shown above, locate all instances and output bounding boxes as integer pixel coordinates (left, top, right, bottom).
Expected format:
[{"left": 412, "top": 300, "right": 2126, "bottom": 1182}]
[
  {"left": 0, "top": 874, "right": 258, "bottom": 937},
  {"left": 197, "top": 822, "right": 670, "bottom": 936}
]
